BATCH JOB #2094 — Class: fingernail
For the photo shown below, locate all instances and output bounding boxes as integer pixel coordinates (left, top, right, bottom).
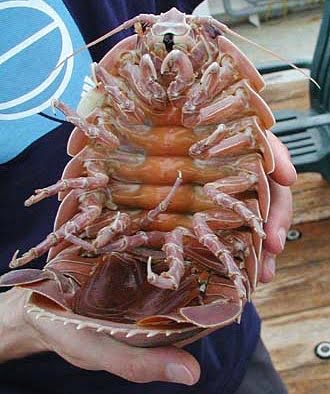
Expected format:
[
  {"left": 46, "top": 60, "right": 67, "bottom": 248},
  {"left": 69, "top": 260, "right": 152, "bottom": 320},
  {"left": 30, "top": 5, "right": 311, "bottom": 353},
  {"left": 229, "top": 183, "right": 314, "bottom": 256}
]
[
  {"left": 289, "top": 161, "right": 298, "bottom": 182},
  {"left": 278, "top": 227, "right": 287, "bottom": 251},
  {"left": 266, "top": 254, "right": 276, "bottom": 274},
  {"left": 262, "top": 253, "right": 276, "bottom": 282},
  {"left": 165, "top": 363, "right": 195, "bottom": 385}
]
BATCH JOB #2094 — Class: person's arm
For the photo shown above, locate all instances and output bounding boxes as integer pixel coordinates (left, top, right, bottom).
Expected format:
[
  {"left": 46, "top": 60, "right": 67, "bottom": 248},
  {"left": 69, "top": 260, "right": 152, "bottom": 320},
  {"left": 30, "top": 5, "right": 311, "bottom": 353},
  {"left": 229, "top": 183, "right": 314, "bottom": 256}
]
[{"left": 0, "top": 288, "right": 46, "bottom": 362}]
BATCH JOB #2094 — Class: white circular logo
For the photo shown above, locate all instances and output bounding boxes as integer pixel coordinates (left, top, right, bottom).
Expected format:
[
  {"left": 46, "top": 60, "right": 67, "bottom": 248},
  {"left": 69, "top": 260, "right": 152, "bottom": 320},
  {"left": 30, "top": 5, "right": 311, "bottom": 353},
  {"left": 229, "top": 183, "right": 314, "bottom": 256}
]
[{"left": 0, "top": 0, "right": 74, "bottom": 120}]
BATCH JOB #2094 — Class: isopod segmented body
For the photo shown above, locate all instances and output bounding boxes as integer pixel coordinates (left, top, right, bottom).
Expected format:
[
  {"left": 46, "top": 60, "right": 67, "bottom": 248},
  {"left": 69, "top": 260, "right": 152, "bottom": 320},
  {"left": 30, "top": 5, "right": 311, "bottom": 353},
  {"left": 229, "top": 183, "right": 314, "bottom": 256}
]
[{"left": 0, "top": 8, "right": 275, "bottom": 347}]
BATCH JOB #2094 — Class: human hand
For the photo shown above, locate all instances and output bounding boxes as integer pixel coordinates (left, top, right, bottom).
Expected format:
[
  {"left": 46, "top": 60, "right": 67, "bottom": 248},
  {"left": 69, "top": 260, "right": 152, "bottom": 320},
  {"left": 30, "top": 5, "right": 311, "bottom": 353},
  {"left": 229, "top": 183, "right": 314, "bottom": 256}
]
[
  {"left": 260, "top": 131, "right": 297, "bottom": 283},
  {"left": 0, "top": 288, "right": 200, "bottom": 385}
]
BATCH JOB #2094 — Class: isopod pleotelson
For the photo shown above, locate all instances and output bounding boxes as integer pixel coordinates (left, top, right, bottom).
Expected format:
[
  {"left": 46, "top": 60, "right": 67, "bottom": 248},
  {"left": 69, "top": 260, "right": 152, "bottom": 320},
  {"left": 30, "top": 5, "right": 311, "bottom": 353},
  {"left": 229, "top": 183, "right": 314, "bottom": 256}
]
[{"left": 0, "top": 8, "right": 277, "bottom": 347}]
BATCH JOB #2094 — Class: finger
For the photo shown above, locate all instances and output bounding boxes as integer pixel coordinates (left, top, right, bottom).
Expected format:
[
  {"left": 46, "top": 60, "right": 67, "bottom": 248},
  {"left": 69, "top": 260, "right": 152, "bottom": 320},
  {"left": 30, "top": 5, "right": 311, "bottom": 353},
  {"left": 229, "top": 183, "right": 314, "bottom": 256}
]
[
  {"left": 264, "top": 179, "right": 292, "bottom": 254},
  {"left": 92, "top": 333, "right": 200, "bottom": 385},
  {"left": 32, "top": 316, "right": 200, "bottom": 385},
  {"left": 261, "top": 180, "right": 292, "bottom": 283},
  {"left": 267, "top": 131, "right": 297, "bottom": 186},
  {"left": 259, "top": 251, "right": 276, "bottom": 284}
]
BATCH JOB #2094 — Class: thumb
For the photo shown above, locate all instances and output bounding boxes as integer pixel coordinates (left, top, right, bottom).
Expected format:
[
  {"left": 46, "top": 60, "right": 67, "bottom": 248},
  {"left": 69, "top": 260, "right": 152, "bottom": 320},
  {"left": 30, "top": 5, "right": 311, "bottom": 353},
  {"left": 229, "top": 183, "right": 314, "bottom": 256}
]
[
  {"left": 261, "top": 180, "right": 292, "bottom": 283},
  {"left": 31, "top": 314, "right": 200, "bottom": 385},
  {"left": 98, "top": 337, "right": 201, "bottom": 385}
]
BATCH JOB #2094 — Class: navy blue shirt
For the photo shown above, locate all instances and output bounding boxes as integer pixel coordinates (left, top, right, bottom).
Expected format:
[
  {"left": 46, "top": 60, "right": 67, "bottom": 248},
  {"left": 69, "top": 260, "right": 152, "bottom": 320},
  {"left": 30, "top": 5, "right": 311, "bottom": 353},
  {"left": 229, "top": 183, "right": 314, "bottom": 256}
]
[{"left": 0, "top": 1, "right": 261, "bottom": 393}]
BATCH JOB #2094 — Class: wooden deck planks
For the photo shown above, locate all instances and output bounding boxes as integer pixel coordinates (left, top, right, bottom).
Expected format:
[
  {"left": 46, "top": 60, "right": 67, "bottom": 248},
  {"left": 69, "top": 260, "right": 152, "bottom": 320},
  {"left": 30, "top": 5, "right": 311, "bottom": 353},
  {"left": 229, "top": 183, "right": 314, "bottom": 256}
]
[
  {"left": 292, "top": 174, "right": 330, "bottom": 225},
  {"left": 256, "top": 256, "right": 330, "bottom": 320},
  {"left": 275, "top": 219, "right": 330, "bottom": 269},
  {"left": 261, "top": 306, "right": 330, "bottom": 372},
  {"left": 261, "top": 69, "right": 311, "bottom": 112},
  {"left": 281, "top": 364, "right": 330, "bottom": 394},
  {"left": 254, "top": 173, "right": 330, "bottom": 394}
]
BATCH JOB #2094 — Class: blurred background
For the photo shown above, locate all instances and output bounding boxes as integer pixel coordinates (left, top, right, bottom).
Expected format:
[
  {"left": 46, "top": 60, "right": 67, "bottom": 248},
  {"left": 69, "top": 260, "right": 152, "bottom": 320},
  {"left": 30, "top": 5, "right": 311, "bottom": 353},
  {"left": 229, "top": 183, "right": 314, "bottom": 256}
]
[{"left": 194, "top": 0, "right": 321, "bottom": 62}]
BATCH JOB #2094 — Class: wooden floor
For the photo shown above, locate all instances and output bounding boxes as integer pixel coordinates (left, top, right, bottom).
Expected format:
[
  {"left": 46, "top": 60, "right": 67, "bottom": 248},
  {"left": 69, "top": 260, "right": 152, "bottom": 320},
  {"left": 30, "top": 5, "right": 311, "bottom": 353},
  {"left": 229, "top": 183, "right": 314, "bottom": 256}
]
[{"left": 254, "top": 72, "right": 330, "bottom": 393}]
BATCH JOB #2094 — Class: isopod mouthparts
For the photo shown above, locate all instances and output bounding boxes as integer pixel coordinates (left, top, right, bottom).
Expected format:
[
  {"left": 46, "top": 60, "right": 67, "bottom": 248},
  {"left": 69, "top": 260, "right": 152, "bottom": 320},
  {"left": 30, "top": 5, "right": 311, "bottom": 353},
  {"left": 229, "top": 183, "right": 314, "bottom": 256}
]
[{"left": 0, "top": 8, "right": 275, "bottom": 347}]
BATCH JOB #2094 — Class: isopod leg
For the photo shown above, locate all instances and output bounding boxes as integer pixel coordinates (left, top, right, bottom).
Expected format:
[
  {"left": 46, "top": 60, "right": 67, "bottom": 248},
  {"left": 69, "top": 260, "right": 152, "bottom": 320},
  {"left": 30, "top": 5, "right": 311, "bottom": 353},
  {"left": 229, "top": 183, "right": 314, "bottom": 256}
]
[
  {"left": 222, "top": 231, "right": 258, "bottom": 291},
  {"left": 63, "top": 233, "right": 96, "bottom": 252},
  {"left": 182, "top": 84, "right": 248, "bottom": 128},
  {"left": 189, "top": 124, "right": 226, "bottom": 157},
  {"left": 119, "top": 54, "right": 167, "bottom": 110},
  {"left": 193, "top": 212, "right": 246, "bottom": 298},
  {"left": 95, "top": 65, "right": 145, "bottom": 124},
  {"left": 161, "top": 49, "right": 195, "bottom": 102},
  {"left": 94, "top": 212, "right": 131, "bottom": 248},
  {"left": 147, "top": 227, "right": 186, "bottom": 290},
  {"left": 189, "top": 121, "right": 256, "bottom": 159},
  {"left": 204, "top": 177, "right": 265, "bottom": 238},
  {"left": 53, "top": 100, "right": 119, "bottom": 148},
  {"left": 140, "top": 54, "right": 168, "bottom": 107},
  {"left": 25, "top": 160, "right": 109, "bottom": 206},
  {"left": 183, "top": 56, "right": 236, "bottom": 117},
  {"left": 183, "top": 80, "right": 274, "bottom": 129},
  {"left": 206, "top": 129, "right": 256, "bottom": 158},
  {"left": 98, "top": 231, "right": 165, "bottom": 254},
  {"left": 140, "top": 171, "right": 183, "bottom": 228},
  {"left": 10, "top": 191, "right": 105, "bottom": 268}
]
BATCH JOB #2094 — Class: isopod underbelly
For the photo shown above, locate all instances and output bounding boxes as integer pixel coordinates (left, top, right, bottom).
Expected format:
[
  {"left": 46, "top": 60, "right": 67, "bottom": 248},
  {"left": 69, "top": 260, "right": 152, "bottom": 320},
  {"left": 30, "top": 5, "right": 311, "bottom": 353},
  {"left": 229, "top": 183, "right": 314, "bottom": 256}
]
[{"left": 0, "top": 8, "right": 275, "bottom": 347}]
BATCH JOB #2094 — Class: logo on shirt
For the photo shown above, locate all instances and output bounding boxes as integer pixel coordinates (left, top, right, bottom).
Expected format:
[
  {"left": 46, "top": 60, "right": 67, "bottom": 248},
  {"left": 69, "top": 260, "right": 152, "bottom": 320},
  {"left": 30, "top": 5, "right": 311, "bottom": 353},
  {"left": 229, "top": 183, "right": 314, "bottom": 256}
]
[{"left": 0, "top": 0, "right": 74, "bottom": 120}]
